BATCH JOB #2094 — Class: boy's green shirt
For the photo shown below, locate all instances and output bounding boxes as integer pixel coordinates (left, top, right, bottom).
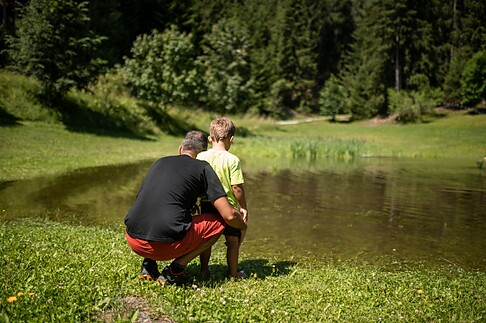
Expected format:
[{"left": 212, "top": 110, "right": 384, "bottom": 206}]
[{"left": 197, "top": 149, "right": 244, "bottom": 209}]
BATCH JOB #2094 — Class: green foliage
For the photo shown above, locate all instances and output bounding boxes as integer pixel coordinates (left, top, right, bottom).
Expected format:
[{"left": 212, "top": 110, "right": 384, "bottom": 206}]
[
  {"left": 0, "top": 70, "right": 58, "bottom": 124},
  {"left": 443, "top": 48, "right": 469, "bottom": 101},
  {"left": 124, "top": 25, "right": 198, "bottom": 109},
  {"left": 388, "top": 74, "right": 443, "bottom": 123},
  {"left": 5, "top": 0, "right": 106, "bottom": 99},
  {"left": 319, "top": 74, "right": 346, "bottom": 120},
  {"left": 2, "top": 0, "right": 486, "bottom": 125},
  {"left": 198, "top": 19, "right": 253, "bottom": 114},
  {"left": 461, "top": 50, "right": 486, "bottom": 107},
  {"left": 340, "top": 2, "right": 387, "bottom": 119}
]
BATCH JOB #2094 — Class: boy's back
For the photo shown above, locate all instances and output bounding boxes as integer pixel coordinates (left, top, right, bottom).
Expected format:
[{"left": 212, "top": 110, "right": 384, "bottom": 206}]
[{"left": 197, "top": 149, "right": 244, "bottom": 209}]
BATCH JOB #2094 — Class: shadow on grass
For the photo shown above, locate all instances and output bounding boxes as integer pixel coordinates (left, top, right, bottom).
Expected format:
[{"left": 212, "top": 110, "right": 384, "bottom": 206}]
[
  {"left": 141, "top": 102, "right": 200, "bottom": 137},
  {"left": 0, "top": 106, "right": 21, "bottom": 126},
  {"left": 50, "top": 95, "right": 201, "bottom": 139},
  {"left": 187, "top": 258, "right": 297, "bottom": 286}
]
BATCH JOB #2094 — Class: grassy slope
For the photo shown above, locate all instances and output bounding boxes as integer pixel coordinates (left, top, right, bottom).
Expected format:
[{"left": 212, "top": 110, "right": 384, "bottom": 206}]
[{"left": 0, "top": 121, "right": 179, "bottom": 181}]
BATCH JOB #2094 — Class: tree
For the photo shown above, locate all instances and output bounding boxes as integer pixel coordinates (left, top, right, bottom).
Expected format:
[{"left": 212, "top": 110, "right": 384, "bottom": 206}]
[
  {"left": 340, "top": 1, "right": 388, "bottom": 119},
  {"left": 461, "top": 50, "right": 486, "bottom": 107},
  {"left": 197, "top": 18, "right": 253, "bottom": 114},
  {"left": 319, "top": 74, "right": 346, "bottom": 121},
  {"left": 6, "top": 0, "right": 105, "bottom": 99},
  {"left": 124, "top": 25, "right": 198, "bottom": 109}
]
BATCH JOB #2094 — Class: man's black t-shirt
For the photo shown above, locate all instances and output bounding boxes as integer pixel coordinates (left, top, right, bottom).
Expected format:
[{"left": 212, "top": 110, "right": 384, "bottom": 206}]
[{"left": 124, "top": 155, "right": 226, "bottom": 242}]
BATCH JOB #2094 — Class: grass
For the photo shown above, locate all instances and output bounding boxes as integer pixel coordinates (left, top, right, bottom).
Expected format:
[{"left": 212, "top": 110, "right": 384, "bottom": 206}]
[
  {"left": 2, "top": 111, "right": 485, "bottom": 182},
  {"left": 1, "top": 219, "right": 484, "bottom": 322},
  {"left": 0, "top": 121, "right": 181, "bottom": 181}
]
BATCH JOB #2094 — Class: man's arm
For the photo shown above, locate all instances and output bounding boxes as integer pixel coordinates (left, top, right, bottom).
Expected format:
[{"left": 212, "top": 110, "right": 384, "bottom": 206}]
[{"left": 212, "top": 196, "right": 247, "bottom": 230}]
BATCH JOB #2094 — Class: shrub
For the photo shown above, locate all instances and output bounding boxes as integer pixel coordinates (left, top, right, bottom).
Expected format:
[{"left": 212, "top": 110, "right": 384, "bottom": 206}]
[
  {"left": 319, "top": 74, "right": 346, "bottom": 121},
  {"left": 388, "top": 75, "right": 442, "bottom": 123},
  {"left": 461, "top": 50, "right": 486, "bottom": 107},
  {"left": 124, "top": 25, "right": 198, "bottom": 110}
]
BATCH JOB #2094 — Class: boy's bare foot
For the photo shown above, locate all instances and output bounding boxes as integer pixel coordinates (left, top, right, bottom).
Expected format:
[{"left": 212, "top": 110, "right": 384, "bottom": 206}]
[
  {"left": 231, "top": 270, "right": 246, "bottom": 279},
  {"left": 199, "top": 270, "right": 211, "bottom": 280}
]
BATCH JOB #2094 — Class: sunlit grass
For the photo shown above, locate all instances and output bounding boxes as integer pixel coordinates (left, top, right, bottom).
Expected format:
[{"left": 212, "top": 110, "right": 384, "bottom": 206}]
[
  {"left": 0, "top": 121, "right": 180, "bottom": 181},
  {"left": 1, "top": 219, "right": 484, "bottom": 322},
  {"left": 2, "top": 110, "right": 485, "bottom": 181}
]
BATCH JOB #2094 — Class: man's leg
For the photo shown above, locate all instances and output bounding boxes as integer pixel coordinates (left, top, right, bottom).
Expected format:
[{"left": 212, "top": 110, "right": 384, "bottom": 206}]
[
  {"left": 159, "top": 233, "right": 221, "bottom": 285},
  {"left": 175, "top": 233, "right": 220, "bottom": 266},
  {"left": 139, "top": 258, "right": 160, "bottom": 280}
]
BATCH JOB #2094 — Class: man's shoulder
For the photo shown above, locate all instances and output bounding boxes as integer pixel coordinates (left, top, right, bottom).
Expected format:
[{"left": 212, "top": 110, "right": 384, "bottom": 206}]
[{"left": 155, "top": 155, "right": 209, "bottom": 167}]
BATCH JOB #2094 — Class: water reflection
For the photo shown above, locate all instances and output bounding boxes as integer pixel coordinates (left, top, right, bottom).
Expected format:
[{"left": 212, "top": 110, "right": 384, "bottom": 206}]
[{"left": 1, "top": 158, "right": 485, "bottom": 270}]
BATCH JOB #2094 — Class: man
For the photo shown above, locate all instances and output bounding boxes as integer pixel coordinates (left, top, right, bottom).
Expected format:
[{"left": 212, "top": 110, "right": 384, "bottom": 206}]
[{"left": 125, "top": 130, "right": 248, "bottom": 285}]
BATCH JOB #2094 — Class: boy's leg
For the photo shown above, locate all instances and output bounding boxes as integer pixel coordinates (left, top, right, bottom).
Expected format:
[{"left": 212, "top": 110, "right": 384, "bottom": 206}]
[
  {"left": 199, "top": 246, "right": 212, "bottom": 277},
  {"left": 225, "top": 235, "right": 241, "bottom": 278}
]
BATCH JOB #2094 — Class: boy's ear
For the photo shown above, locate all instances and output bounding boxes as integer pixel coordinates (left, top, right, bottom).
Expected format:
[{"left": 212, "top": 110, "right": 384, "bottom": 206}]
[{"left": 229, "top": 136, "right": 234, "bottom": 143}]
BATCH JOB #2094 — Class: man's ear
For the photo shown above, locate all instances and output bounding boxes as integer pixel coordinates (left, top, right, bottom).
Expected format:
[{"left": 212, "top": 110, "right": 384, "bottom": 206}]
[{"left": 178, "top": 146, "right": 183, "bottom": 155}]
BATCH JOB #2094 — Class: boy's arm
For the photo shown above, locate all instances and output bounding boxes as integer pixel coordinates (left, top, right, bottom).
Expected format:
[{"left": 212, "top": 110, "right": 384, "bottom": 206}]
[
  {"left": 232, "top": 183, "right": 247, "bottom": 217},
  {"left": 232, "top": 184, "right": 248, "bottom": 245}
]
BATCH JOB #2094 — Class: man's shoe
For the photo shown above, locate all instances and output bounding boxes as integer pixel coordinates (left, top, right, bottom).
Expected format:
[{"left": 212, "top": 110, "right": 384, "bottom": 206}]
[
  {"left": 157, "top": 265, "right": 190, "bottom": 286},
  {"left": 139, "top": 259, "right": 160, "bottom": 281}
]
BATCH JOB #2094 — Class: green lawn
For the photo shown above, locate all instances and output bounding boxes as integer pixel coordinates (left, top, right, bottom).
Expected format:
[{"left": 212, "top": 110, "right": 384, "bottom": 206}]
[{"left": 1, "top": 220, "right": 484, "bottom": 322}]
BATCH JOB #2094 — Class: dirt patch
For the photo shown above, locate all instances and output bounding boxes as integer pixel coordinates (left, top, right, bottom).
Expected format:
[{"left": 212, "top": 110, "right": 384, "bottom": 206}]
[
  {"left": 360, "top": 113, "right": 399, "bottom": 126},
  {"left": 97, "top": 296, "right": 175, "bottom": 323}
]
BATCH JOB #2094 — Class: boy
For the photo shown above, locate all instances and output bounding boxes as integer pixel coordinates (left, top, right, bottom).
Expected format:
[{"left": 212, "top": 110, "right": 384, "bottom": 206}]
[{"left": 197, "top": 117, "right": 248, "bottom": 279}]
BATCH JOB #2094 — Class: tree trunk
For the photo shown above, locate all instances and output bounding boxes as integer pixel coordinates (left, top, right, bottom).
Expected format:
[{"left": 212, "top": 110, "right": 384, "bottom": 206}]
[
  {"left": 451, "top": 0, "right": 457, "bottom": 62},
  {"left": 395, "top": 32, "right": 400, "bottom": 92}
]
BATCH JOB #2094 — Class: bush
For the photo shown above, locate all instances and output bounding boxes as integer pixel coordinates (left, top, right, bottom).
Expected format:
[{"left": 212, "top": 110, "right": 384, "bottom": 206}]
[
  {"left": 68, "top": 68, "right": 160, "bottom": 137},
  {"left": 319, "top": 74, "right": 346, "bottom": 121},
  {"left": 388, "top": 75, "right": 442, "bottom": 123},
  {"left": 124, "top": 25, "right": 198, "bottom": 109},
  {"left": 461, "top": 50, "right": 486, "bottom": 107}
]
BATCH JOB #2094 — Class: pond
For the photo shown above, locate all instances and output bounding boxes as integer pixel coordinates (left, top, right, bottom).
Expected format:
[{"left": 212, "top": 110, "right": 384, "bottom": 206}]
[{"left": 1, "top": 158, "right": 485, "bottom": 270}]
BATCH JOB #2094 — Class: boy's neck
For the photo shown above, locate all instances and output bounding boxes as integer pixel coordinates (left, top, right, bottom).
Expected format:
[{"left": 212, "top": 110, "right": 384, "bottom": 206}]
[{"left": 211, "top": 139, "right": 230, "bottom": 151}]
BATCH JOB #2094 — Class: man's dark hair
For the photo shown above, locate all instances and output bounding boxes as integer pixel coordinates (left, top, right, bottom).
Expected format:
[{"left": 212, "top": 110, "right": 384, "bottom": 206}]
[{"left": 181, "top": 130, "right": 208, "bottom": 153}]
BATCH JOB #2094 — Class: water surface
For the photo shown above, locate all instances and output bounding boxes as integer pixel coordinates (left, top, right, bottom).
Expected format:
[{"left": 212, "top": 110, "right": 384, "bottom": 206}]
[{"left": 1, "top": 158, "right": 484, "bottom": 270}]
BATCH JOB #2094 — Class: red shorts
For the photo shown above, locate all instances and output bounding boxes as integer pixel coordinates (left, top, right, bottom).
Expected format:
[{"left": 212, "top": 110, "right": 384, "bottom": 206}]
[{"left": 125, "top": 213, "right": 225, "bottom": 261}]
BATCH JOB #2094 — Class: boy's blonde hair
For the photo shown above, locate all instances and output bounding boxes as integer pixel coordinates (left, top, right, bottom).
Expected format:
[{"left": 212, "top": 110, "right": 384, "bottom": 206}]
[{"left": 209, "top": 117, "right": 235, "bottom": 142}]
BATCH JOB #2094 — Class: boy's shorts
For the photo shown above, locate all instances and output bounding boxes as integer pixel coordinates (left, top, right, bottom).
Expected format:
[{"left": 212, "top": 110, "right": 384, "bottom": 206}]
[
  {"left": 125, "top": 212, "right": 225, "bottom": 261},
  {"left": 200, "top": 202, "right": 241, "bottom": 237}
]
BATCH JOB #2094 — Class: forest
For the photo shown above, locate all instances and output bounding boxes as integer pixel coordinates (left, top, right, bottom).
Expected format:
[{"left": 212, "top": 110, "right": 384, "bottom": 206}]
[{"left": 0, "top": 0, "right": 485, "bottom": 121}]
